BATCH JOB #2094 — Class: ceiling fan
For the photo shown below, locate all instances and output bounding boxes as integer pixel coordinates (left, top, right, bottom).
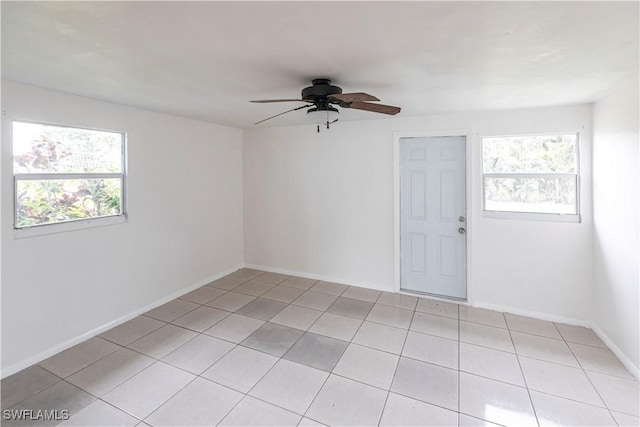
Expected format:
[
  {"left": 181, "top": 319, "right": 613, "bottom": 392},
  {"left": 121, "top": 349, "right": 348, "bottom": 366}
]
[{"left": 250, "top": 79, "right": 401, "bottom": 131}]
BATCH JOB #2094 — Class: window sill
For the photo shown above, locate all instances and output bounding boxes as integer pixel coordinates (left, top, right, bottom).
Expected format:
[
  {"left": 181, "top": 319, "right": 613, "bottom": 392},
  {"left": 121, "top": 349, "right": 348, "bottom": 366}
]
[
  {"left": 483, "top": 210, "right": 581, "bottom": 223},
  {"left": 13, "top": 215, "right": 127, "bottom": 239}
]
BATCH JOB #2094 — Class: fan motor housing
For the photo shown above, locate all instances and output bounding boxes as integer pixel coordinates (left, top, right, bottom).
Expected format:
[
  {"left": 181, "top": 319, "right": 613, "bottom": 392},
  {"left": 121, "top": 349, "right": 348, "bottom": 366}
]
[{"left": 301, "top": 79, "right": 342, "bottom": 101}]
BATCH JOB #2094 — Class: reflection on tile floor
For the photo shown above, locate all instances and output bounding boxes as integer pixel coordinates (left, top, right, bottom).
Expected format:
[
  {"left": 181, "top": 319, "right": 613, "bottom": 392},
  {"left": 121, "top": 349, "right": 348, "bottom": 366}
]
[{"left": 2, "top": 269, "right": 639, "bottom": 426}]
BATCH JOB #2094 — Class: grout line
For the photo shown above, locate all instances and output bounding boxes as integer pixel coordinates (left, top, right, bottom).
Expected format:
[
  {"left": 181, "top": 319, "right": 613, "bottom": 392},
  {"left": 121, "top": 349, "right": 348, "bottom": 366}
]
[
  {"left": 564, "top": 334, "right": 621, "bottom": 424},
  {"left": 506, "top": 318, "right": 542, "bottom": 427},
  {"left": 10, "top": 270, "right": 639, "bottom": 426},
  {"left": 137, "top": 361, "right": 202, "bottom": 424},
  {"left": 377, "top": 304, "right": 413, "bottom": 426}
]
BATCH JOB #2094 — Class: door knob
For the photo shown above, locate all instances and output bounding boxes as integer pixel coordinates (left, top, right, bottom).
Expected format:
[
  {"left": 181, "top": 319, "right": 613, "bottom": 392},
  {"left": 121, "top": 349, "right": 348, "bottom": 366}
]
[
  {"left": 458, "top": 216, "right": 466, "bottom": 222},
  {"left": 458, "top": 228, "right": 466, "bottom": 234}
]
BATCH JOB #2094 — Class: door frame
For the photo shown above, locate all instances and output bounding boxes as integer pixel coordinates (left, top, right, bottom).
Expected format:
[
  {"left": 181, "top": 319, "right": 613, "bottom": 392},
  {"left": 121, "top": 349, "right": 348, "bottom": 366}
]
[{"left": 393, "top": 129, "right": 474, "bottom": 302}]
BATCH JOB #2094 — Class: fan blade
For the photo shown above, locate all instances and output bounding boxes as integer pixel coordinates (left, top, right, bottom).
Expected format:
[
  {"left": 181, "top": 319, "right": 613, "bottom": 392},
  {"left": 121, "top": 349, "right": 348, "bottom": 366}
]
[
  {"left": 254, "top": 104, "right": 309, "bottom": 125},
  {"left": 347, "top": 101, "right": 401, "bottom": 115},
  {"left": 329, "top": 92, "right": 380, "bottom": 102},
  {"left": 250, "top": 99, "right": 310, "bottom": 103}
]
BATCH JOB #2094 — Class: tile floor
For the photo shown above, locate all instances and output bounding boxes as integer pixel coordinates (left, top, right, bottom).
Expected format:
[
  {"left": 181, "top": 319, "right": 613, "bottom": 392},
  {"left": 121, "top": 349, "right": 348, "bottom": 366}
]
[{"left": 2, "top": 269, "right": 639, "bottom": 427}]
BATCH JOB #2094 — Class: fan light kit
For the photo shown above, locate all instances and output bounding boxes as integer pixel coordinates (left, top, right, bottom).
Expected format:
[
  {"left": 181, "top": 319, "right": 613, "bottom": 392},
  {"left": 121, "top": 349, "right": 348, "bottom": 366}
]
[
  {"left": 307, "top": 106, "right": 339, "bottom": 126},
  {"left": 251, "top": 78, "right": 401, "bottom": 132}
]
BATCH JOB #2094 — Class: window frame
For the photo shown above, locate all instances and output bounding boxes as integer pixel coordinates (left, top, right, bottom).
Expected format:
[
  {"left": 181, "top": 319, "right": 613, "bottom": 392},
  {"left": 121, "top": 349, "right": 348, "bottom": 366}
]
[
  {"left": 12, "top": 120, "right": 128, "bottom": 238},
  {"left": 481, "top": 132, "right": 581, "bottom": 223}
]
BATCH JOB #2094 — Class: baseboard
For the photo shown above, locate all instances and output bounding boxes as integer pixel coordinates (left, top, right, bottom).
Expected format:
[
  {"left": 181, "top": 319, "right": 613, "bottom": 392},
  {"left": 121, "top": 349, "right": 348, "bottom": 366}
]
[
  {"left": 591, "top": 323, "right": 640, "bottom": 381},
  {"left": 1, "top": 265, "right": 241, "bottom": 379},
  {"left": 242, "top": 263, "right": 393, "bottom": 292},
  {"left": 243, "top": 263, "right": 595, "bottom": 327},
  {"left": 471, "top": 301, "right": 592, "bottom": 328}
]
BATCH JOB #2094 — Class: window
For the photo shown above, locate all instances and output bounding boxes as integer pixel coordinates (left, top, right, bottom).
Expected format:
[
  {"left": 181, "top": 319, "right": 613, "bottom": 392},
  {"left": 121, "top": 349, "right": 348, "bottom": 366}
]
[
  {"left": 482, "top": 133, "right": 579, "bottom": 222},
  {"left": 13, "top": 121, "right": 126, "bottom": 231}
]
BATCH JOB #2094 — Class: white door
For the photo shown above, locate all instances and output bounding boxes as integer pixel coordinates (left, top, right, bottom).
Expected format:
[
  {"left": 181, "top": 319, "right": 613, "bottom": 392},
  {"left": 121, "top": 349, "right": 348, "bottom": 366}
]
[{"left": 400, "top": 136, "right": 467, "bottom": 299}]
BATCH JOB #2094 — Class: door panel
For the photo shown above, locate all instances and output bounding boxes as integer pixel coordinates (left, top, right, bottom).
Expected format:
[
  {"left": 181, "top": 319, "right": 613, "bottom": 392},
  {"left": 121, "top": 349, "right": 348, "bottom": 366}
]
[{"left": 400, "top": 136, "right": 467, "bottom": 299}]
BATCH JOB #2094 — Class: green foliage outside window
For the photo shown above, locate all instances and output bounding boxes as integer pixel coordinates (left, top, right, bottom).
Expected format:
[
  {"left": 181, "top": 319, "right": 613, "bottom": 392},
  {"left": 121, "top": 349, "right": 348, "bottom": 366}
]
[{"left": 13, "top": 122, "right": 124, "bottom": 228}]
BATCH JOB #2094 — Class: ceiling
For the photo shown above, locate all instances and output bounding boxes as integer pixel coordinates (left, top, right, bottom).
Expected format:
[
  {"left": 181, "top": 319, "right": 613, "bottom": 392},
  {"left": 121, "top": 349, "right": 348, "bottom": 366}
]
[{"left": 2, "top": 1, "right": 638, "bottom": 129}]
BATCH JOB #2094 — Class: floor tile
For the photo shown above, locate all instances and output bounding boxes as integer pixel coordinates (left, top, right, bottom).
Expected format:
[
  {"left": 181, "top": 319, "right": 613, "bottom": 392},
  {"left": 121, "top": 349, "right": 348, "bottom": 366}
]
[
  {"left": 333, "top": 343, "right": 399, "bottom": 389},
  {"left": 261, "top": 285, "right": 306, "bottom": 303},
  {"left": 298, "top": 417, "right": 326, "bottom": 426},
  {"left": 460, "top": 321, "right": 514, "bottom": 352},
  {"left": 39, "top": 337, "right": 120, "bottom": 378},
  {"left": 202, "top": 346, "right": 278, "bottom": 393},
  {"left": 281, "top": 276, "right": 317, "bottom": 290},
  {"left": 59, "top": 399, "right": 139, "bottom": 427},
  {"left": 250, "top": 359, "right": 328, "bottom": 414},
  {"left": 458, "top": 414, "right": 504, "bottom": 426},
  {"left": 306, "top": 375, "right": 387, "bottom": 427},
  {"left": 611, "top": 410, "right": 640, "bottom": 426},
  {"left": 326, "top": 296, "right": 374, "bottom": 319},
  {"left": 568, "top": 342, "right": 634, "bottom": 379},
  {"left": 241, "top": 322, "right": 304, "bottom": 357},
  {"left": 220, "top": 395, "right": 301, "bottom": 426},
  {"left": 377, "top": 292, "right": 418, "bottom": 310},
  {"left": 292, "top": 291, "right": 338, "bottom": 311},
  {"left": 179, "top": 286, "right": 226, "bottom": 304},
  {"left": 234, "top": 280, "right": 277, "bottom": 297},
  {"left": 511, "top": 331, "right": 580, "bottom": 367},
  {"left": 587, "top": 371, "right": 640, "bottom": 416},
  {"left": 7, "top": 381, "right": 96, "bottom": 426},
  {"left": 270, "top": 305, "right": 323, "bottom": 331},
  {"left": 67, "top": 348, "right": 154, "bottom": 397},
  {"left": 341, "top": 286, "right": 381, "bottom": 303},
  {"left": 127, "top": 324, "right": 197, "bottom": 359},
  {"left": 236, "top": 297, "right": 287, "bottom": 321},
  {"left": 391, "top": 357, "right": 458, "bottom": 411},
  {"left": 459, "top": 342, "right": 525, "bottom": 386},
  {"left": 171, "top": 305, "right": 230, "bottom": 332},
  {"left": 366, "top": 304, "right": 413, "bottom": 329},
  {"left": 415, "top": 298, "right": 459, "bottom": 319},
  {"left": 410, "top": 312, "right": 459, "bottom": 340},
  {"left": 459, "top": 306, "right": 506, "bottom": 328},
  {"left": 1, "top": 365, "right": 61, "bottom": 410},
  {"left": 380, "top": 392, "right": 457, "bottom": 426},
  {"left": 228, "top": 268, "right": 263, "bottom": 281},
  {"left": 283, "top": 332, "right": 348, "bottom": 372},
  {"left": 402, "top": 331, "right": 458, "bottom": 369},
  {"left": 352, "top": 321, "right": 407, "bottom": 355},
  {"left": 144, "top": 299, "right": 199, "bottom": 322},
  {"left": 145, "top": 377, "right": 243, "bottom": 426},
  {"left": 519, "top": 357, "right": 604, "bottom": 406},
  {"left": 555, "top": 323, "right": 606, "bottom": 348},
  {"left": 102, "top": 362, "right": 195, "bottom": 419},
  {"left": 459, "top": 372, "right": 537, "bottom": 427},
  {"left": 205, "top": 291, "right": 255, "bottom": 312},
  {"left": 208, "top": 275, "right": 247, "bottom": 291},
  {"left": 530, "top": 390, "right": 616, "bottom": 427},
  {"left": 310, "top": 281, "right": 348, "bottom": 295},
  {"left": 505, "top": 313, "right": 562, "bottom": 339},
  {"left": 161, "top": 334, "right": 234, "bottom": 374},
  {"left": 203, "top": 313, "right": 265, "bottom": 343},
  {"left": 308, "top": 312, "right": 363, "bottom": 341},
  {"left": 99, "top": 316, "right": 165, "bottom": 346},
  {"left": 255, "top": 271, "right": 290, "bottom": 284}
]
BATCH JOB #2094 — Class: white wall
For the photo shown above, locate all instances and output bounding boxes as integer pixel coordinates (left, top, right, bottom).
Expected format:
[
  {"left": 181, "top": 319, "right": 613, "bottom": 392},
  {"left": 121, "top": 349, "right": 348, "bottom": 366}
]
[
  {"left": 1, "top": 81, "right": 243, "bottom": 376},
  {"left": 244, "top": 105, "right": 594, "bottom": 323},
  {"left": 592, "top": 75, "right": 640, "bottom": 375}
]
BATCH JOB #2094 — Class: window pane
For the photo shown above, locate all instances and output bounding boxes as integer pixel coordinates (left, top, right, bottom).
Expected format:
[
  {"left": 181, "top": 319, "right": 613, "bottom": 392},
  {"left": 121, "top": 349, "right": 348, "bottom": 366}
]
[
  {"left": 16, "top": 179, "right": 122, "bottom": 228},
  {"left": 483, "top": 134, "right": 577, "bottom": 174},
  {"left": 13, "top": 122, "right": 123, "bottom": 174},
  {"left": 484, "top": 176, "right": 577, "bottom": 214}
]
